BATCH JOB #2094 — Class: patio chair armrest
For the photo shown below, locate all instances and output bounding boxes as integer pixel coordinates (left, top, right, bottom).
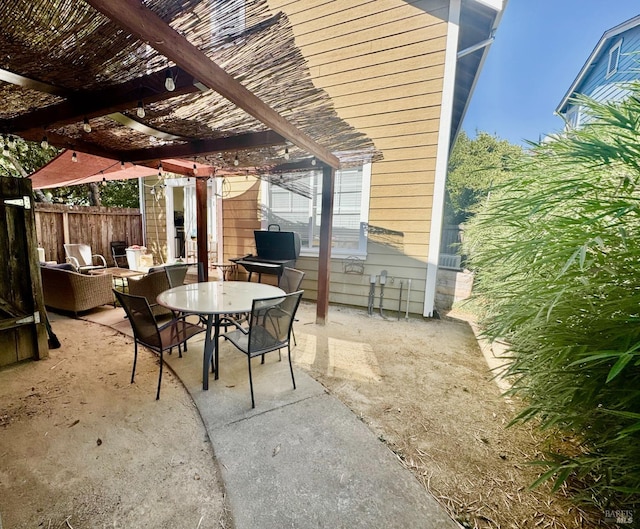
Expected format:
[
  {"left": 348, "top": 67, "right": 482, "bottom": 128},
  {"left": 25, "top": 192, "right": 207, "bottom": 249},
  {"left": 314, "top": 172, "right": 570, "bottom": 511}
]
[
  {"left": 221, "top": 315, "right": 247, "bottom": 333},
  {"left": 66, "top": 256, "right": 80, "bottom": 271},
  {"left": 93, "top": 253, "right": 107, "bottom": 267}
]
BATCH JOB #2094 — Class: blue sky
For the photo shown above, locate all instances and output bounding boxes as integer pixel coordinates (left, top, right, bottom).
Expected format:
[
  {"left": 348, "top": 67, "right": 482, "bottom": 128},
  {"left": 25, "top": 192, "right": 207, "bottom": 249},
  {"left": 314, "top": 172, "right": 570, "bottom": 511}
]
[{"left": 463, "top": 1, "right": 640, "bottom": 146}]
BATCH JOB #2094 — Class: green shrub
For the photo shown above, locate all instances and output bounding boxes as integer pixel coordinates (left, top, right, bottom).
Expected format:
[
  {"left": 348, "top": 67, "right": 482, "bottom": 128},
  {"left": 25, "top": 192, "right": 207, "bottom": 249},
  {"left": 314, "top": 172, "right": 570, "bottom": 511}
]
[{"left": 464, "top": 85, "right": 640, "bottom": 510}]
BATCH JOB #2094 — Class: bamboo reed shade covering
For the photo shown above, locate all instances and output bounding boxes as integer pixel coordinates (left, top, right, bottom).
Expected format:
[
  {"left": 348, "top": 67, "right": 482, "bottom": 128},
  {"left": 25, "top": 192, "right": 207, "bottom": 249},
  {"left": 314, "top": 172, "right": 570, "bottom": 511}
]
[{"left": 0, "top": 0, "right": 380, "bottom": 171}]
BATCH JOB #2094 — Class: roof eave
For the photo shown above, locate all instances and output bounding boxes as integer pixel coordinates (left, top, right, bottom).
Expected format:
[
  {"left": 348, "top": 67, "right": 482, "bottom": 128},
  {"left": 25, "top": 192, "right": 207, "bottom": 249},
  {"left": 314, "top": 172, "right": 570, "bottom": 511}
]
[
  {"left": 556, "top": 14, "right": 640, "bottom": 115},
  {"left": 450, "top": 0, "right": 508, "bottom": 148}
]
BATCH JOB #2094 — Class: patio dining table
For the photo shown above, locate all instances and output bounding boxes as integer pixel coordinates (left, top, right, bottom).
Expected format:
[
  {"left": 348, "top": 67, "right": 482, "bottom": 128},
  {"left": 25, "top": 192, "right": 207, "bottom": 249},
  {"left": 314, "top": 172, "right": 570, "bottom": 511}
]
[{"left": 156, "top": 281, "right": 285, "bottom": 390}]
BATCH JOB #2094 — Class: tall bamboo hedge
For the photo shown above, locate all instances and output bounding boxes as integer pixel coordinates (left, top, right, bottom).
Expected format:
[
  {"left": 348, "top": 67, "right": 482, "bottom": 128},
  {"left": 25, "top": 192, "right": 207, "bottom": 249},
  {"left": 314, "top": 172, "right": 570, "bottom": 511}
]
[{"left": 464, "top": 86, "right": 640, "bottom": 512}]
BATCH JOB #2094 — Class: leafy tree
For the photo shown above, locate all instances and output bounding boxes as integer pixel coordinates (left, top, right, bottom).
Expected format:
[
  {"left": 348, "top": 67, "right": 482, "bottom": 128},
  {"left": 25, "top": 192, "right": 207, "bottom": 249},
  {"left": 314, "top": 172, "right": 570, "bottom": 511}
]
[
  {"left": 464, "top": 87, "right": 640, "bottom": 510},
  {"left": 44, "top": 179, "right": 139, "bottom": 208},
  {"left": 1, "top": 135, "right": 58, "bottom": 202},
  {"left": 101, "top": 179, "right": 139, "bottom": 208},
  {"left": 445, "top": 131, "right": 523, "bottom": 225}
]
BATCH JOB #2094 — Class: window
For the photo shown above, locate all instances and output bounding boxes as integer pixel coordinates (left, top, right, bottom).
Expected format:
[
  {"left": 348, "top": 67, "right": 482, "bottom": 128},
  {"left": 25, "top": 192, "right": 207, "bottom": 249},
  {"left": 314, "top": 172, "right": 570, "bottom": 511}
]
[
  {"left": 211, "top": 0, "right": 245, "bottom": 41},
  {"left": 263, "top": 164, "right": 371, "bottom": 256},
  {"left": 606, "top": 39, "right": 622, "bottom": 79}
]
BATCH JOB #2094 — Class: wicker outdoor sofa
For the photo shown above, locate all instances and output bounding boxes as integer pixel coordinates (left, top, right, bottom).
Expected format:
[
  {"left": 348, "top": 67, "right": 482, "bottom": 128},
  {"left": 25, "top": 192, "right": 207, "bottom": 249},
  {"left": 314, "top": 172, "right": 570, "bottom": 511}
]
[{"left": 40, "top": 264, "right": 115, "bottom": 316}]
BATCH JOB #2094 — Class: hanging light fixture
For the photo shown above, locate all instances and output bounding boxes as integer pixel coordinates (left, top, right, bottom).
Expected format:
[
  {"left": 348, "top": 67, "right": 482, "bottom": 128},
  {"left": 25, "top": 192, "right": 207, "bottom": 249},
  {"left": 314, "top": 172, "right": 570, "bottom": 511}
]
[
  {"left": 120, "top": 160, "right": 125, "bottom": 169},
  {"left": 83, "top": 117, "right": 91, "bottom": 133},
  {"left": 41, "top": 135, "right": 49, "bottom": 149},
  {"left": 311, "top": 157, "right": 316, "bottom": 166},
  {"left": 7, "top": 135, "right": 15, "bottom": 149},
  {"left": 284, "top": 146, "right": 290, "bottom": 160},
  {"left": 71, "top": 151, "right": 78, "bottom": 162},
  {"left": 165, "top": 69, "right": 175, "bottom": 92},
  {"left": 136, "top": 101, "right": 145, "bottom": 118},
  {"left": 234, "top": 153, "right": 239, "bottom": 166}
]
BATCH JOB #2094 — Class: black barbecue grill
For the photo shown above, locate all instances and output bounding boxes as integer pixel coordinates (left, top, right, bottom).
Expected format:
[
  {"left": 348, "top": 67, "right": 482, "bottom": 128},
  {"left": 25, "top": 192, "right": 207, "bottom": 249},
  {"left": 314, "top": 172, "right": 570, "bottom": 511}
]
[{"left": 231, "top": 225, "right": 301, "bottom": 282}]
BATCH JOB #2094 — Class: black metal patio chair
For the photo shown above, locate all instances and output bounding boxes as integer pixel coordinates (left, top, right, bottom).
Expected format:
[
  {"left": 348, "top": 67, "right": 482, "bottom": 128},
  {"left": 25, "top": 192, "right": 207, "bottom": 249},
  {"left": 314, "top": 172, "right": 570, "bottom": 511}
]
[
  {"left": 114, "top": 290, "right": 205, "bottom": 400},
  {"left": 223, "top": 290, "right": 303, "bottom": 408},
  {"left": 278, "top": 267, "right": 305, "bottom": 345}
]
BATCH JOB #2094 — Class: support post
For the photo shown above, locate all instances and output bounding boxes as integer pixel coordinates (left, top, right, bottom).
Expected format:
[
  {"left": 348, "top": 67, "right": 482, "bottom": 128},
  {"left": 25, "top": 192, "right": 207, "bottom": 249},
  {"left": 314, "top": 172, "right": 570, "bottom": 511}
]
[
  {"left": 316, "top": 165, "right": 335, "bottom": 325},
  {"left": 195, "top": 176, "right": 208, "bottom": 281}
]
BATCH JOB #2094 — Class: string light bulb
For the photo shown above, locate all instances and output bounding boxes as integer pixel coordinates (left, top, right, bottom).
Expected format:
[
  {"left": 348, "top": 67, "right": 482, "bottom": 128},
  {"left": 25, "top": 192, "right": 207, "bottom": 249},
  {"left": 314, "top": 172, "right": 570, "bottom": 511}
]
[
  {"left": 41, "top": 135, "right": 48, "bottom": 149},
  {"left": 7, "top": 135, "right": 15, "bottom": 149},
  {"left": 136, "top": 101, "right": 145, "bottom": 118},
  {"left": 311, "top": 157, "right": 316, "bottom": 166},
  {"left": 120, "top": 160, "right": 125, "bottom": 169},
  {"left": 71, "top": 151, "right": 78, "bottom": 162},
  {"left": 234, "top": 153, "right": 239, "bottom": 166},
  {"left": 165, "top": 69, "right": 175, "bottom": 92},
  {"left": 83, "top": 117, "right": 91, "bottom": 133},
  {"left": 284, "top": 146, "right": 290, "bottom": 160}
]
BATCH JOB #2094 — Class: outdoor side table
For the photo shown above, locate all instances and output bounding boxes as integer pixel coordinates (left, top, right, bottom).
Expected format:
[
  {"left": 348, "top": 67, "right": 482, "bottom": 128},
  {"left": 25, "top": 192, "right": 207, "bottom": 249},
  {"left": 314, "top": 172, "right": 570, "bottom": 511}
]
[{"left": 89, "top": 267, "right": 144, "bottom": 292}]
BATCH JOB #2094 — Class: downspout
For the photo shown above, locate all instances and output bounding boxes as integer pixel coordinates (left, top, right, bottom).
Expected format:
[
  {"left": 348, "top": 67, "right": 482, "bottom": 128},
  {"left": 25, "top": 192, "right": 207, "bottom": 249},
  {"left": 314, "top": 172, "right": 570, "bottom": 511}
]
[{"left": 423, "top": 0, "right": 461, "bottom": 318}]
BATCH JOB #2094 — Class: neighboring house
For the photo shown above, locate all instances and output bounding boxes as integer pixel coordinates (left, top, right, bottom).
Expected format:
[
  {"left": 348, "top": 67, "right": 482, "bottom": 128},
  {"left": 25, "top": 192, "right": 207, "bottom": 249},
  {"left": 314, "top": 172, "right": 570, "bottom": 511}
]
[
  {"left": 557, "top": 15, "right": 640, "bottom": 129},
  {"left": 144, "top": 0, "right": 508, "bottom": 317}
]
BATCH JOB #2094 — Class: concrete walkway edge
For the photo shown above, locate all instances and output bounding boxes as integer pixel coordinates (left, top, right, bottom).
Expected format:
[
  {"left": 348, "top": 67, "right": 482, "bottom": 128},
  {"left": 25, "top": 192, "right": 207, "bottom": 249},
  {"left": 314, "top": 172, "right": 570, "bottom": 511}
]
[{"left": 84, "top": 307, "right": 461, "bottom": 529}]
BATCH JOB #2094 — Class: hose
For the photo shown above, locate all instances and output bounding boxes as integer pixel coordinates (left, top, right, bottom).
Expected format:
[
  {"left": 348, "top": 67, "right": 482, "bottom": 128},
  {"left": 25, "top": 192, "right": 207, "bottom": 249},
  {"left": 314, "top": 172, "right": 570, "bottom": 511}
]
[
  {"left": 367, "top": 274, "right": 376, "bottom": 316},
  {"left": 378, "top": 270, "right": 389, "bottom": 320}
]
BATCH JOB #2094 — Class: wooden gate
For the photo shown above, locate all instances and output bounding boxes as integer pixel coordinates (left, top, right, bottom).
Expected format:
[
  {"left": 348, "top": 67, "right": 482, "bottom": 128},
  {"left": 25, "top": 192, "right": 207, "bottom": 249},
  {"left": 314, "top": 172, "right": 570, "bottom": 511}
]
[{"left": 0, "top": 177, "right": 48, "bottom": 366}]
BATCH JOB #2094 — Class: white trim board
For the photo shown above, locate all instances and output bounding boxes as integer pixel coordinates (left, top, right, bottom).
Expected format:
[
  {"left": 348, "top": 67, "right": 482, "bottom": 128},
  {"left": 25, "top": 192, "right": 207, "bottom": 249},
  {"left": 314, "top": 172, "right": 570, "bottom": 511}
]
[{"left": 423, "top": 0, "right": 461, "bottom": 318}]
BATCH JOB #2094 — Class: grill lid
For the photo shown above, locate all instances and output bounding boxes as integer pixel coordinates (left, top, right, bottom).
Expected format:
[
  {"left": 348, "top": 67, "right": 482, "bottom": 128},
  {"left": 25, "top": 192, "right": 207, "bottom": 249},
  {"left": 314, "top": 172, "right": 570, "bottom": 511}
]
[{"left": 254, "top": 226, "right": 301, "bottom": 260}]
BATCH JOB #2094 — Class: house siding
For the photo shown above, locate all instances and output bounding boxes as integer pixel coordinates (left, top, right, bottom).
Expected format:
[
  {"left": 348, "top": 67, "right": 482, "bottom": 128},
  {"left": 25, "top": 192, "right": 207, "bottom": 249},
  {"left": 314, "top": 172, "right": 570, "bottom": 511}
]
[
  {"left": 142, "top": 176, "right": 168, "bottom": 263},
  {"left": 260, "top": 0, "right": 450, "bottom": 315},
  {"left": 142, "top": 0, "right": 453, "bottom": 316},
  {"left": 565, "top": 25, "right": 640, "bottom": 124}
]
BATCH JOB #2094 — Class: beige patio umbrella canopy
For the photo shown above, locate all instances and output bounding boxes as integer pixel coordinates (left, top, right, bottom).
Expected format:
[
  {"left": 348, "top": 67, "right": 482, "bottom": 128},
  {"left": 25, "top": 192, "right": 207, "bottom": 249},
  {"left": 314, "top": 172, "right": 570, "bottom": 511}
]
[{"left": 0, "top": 0, "right": 379, "bottom": 322}]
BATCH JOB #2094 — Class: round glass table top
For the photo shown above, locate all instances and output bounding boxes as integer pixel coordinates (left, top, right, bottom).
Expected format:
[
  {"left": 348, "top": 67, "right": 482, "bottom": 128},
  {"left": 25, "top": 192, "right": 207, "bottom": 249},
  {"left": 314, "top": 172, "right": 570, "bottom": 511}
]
[{"left": 156, "top": 281, "right": 285, "bottom": 315}]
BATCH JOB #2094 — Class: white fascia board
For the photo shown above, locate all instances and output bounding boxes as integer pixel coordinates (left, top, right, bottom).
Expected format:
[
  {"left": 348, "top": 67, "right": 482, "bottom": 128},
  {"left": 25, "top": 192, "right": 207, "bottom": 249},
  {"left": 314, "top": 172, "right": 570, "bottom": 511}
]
[
  {"left": 471, "top": 0, "right": 503, "bottom": 12},
  {"left": 423, "top": 0, "right": 461, "bottom": 318}
]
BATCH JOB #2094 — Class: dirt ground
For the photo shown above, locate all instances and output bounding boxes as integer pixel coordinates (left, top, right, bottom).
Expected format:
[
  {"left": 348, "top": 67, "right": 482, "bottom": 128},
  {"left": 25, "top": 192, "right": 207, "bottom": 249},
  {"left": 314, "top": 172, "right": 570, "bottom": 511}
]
[
  {"left": 0, "top": 302, "right": 606, "bottom": 529},
  {"left": 0, "top": 317, "right": 230, "bottom": 529}
]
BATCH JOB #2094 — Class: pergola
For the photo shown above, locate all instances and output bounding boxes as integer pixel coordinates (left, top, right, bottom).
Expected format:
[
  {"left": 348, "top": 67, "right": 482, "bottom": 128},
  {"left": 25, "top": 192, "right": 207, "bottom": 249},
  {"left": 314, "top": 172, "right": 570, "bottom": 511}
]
[{"left": 0, "top": 0, "right": 379, "bottom": 323}]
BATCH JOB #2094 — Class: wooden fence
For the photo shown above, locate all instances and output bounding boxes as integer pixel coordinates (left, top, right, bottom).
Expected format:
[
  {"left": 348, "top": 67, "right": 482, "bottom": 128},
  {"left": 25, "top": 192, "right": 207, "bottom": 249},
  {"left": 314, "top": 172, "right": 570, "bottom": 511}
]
[{"left": 34, "top": 204, "right": 143, "bottom": 266}]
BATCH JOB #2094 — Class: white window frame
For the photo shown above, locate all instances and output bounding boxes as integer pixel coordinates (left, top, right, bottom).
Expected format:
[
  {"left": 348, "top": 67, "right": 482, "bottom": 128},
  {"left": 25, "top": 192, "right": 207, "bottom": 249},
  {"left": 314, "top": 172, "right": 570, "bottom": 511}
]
[
  {"left": 606, "top": 39, "right": 622, "bottom": 79},
  {"left": 261, "top": 163, "right": 371, "bottom": 258},
  {"left": 211, "top": 0, "right": 246, "bottom": 41}
]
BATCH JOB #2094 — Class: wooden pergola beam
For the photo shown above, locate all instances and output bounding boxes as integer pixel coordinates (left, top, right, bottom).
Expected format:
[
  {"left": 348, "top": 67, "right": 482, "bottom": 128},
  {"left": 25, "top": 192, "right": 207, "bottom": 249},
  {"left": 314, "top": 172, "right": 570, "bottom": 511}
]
[
  {"left": 316, "top": 164, "right": 335, "bottom": 324},
  {"left": 1, "top": 67, "right": 200, "bottom": 136},
  {"left": 121, "top": 130, "right": 286, "bottom": 163},
  {"left": 86, "top": 0, "right": 340, "bottom": 169},
  {"left": 18, "top": 129, "right": 121, "bottom": 160}
]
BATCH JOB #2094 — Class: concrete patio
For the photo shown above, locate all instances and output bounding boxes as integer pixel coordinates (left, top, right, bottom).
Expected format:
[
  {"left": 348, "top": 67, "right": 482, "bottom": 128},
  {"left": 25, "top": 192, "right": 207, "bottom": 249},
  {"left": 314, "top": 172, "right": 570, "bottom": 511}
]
[{"left": 83, "top": 303, "right": 460, "bottom": 529}]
